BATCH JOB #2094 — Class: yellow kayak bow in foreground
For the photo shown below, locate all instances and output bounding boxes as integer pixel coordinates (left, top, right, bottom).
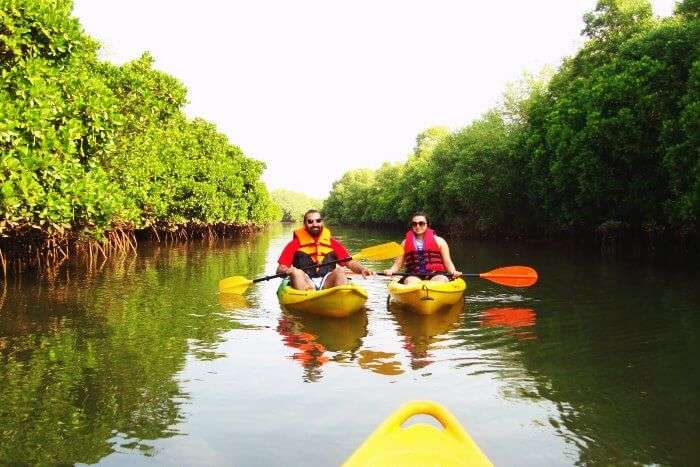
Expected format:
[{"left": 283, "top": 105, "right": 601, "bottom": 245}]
[{"left": 344, "top": 400, "right": 492, "bottom": 466}]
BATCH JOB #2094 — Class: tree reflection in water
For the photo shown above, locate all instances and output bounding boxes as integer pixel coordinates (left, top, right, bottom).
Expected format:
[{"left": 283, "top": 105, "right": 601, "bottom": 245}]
[
  {"left": 0, "top": 241, "right": 260, "bottom": 464},
  {"left": 389, "top": 301, "right": 463, "bottom": 370},
  {"left": 217, "top": 292, "right": 250, "bottom": 310}
]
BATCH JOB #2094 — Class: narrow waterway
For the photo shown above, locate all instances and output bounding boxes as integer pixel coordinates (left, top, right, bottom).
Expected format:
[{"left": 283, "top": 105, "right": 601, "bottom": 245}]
[{"left": 1, "top": 223, "right": 698, "bottom": 465}]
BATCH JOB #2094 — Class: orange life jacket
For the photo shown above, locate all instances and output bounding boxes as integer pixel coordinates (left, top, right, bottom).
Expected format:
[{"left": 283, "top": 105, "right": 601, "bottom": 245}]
[{"left": 293, "top": 227, "right": 334, "bottom": 264}]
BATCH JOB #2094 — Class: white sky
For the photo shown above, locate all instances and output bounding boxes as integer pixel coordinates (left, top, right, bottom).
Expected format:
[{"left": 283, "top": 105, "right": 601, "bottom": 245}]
[{"left": 73, "top": 0, "right": 677, "bottom": 198}]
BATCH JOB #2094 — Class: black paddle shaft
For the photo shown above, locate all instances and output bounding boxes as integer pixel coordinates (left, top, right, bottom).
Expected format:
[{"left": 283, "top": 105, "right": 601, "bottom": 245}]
[
  {"left": 379, "top": 272, "right": 460, "bottom": 279},
  {"left": 252, "top": 257, "right": 354, "bottom": 283}
]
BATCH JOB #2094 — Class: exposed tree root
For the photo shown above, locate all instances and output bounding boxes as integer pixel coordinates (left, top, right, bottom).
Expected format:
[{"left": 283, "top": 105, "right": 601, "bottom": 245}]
[{"left": 0, "top": 222, "right": 261, "bottom": 278}]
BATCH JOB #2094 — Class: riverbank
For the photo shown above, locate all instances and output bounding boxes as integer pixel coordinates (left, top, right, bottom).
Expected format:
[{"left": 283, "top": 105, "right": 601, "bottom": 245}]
[
  {"left": 1, "top": 2, "right": 280, "bottom": 279},
  {"left": 328, "top": 220, "right": 699, "bottom": 265},
  {"left": 0, "top": 222, "right": 260, "bottom": 278}
]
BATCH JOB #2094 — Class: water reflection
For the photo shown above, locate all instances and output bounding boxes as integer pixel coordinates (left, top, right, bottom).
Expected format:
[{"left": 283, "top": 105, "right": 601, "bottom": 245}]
[
  {"left": 357, "top": 350, "right": 404, "bottom": 375},
  {"left": 389, "top": 301, "right": 463, "bottom": 370},
  {"left": 2, "top": 225, "right": 699, "bottom": 466},
  {"left": 481, "top": 307, "right": 537, "bottom": 340},
  {"left": 218, "top": 292, "right": 250, "bottom": 310},
  {"left": 277, "top": 317, "right": 329, "bottom": 382},
  {"left": 276, "top": 309, "right": 369, "bottom": 381},
  {"left": 0, "top": 240, "right": 266, "bottom": 464},
  {"left": 274, "top": 295, "right": 467, "bottom": 378}
]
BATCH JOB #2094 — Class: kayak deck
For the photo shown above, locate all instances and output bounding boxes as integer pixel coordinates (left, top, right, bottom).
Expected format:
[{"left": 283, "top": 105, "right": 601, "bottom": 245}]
[
  {"left": 277, "top": 278, "right": 368, "bottom": 318},
  {"left": 388, "top": 278, "right": 467, "bottom": 315},
  {"left": 343, "top": 400, "right": 492, "bottom": 466}
]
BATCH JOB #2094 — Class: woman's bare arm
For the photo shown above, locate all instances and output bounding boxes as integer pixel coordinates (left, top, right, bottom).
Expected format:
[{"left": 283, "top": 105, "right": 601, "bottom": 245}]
[
  {"left": 383, "top": 240, "right": 405, "bottom": 275},
  {"left": 436, "top": 236, "right": 461, "bottom": 276}
]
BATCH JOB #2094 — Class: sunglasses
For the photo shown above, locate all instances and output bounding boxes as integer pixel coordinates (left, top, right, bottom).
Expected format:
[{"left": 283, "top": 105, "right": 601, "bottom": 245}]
[
  {"left": 411, "top": 221, "right": 427, "bottom": 227},
  {"left": 306, "top": 218, "right": 323, "bottom": 225}
]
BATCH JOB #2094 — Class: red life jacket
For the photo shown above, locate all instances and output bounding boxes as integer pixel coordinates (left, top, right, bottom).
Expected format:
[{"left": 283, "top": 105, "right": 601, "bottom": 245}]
[{"left": 403, "top": 228, "right": 446, "bottom": 274}]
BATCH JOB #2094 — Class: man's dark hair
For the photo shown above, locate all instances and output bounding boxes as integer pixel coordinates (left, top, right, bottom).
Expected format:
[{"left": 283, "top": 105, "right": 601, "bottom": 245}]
[{"left": 303, "top": 209, "right": 321, "bottom": 222}]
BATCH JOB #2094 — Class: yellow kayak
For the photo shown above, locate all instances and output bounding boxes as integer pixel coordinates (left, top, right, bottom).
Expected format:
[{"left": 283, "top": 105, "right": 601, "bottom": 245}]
[
  {"left": 344, "top": 400, "right": 492, "bottom": 466},
  {"left": 388, "top": 278, "right": 467, "bottom": 315},
  {"left": 276, "top": 278, "right": 368, "bottom": 318}
]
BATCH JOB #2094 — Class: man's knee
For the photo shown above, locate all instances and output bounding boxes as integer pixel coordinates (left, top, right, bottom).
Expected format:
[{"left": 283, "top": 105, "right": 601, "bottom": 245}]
[
  {"left": 324, "top": 268, "right": 347, "bottom": 288},
  {"left": 290, "top": 269, "right": 313, "bottom": 290}
]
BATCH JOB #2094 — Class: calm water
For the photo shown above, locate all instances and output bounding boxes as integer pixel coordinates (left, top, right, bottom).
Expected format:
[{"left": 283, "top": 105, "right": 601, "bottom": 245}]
[{"left": 1, "top": 224, "right": 698, "bottom": 466}]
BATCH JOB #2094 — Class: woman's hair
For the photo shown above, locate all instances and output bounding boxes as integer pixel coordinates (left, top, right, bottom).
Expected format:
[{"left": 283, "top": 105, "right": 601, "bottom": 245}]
[{"left": 409, "top": 211, "right": 430, "bottom": 226}]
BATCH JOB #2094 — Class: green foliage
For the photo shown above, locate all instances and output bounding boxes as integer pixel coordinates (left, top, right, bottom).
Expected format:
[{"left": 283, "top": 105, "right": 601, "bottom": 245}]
[
  {"left": 499, "top": 68, "right": 555, "bottom": 125},
  {"left": 661, "top": 58, "right": 700, "bottom": 226},
  {"left": 323, "top": 117, "right": 533, "bottom": 236},
  {"left": 0, "top": 0, "right": 90, "bottom": 68},
  {"left": 96, "top": 52, "right": 187, "bottom": 141},
  {"left": 364, "top": 162, "right": 405, "bottom": 223},
  {"left": 582, "top": 0, "right": 653, "bottom": 42},
  {"left": 575, "top": 0, "right": 654, "bottom": 75},
  {"left": 107, "top": 116, "right": 279, "bottom": 227},
  {"left": 0, "top": 0, "right": 125, "bottom": 237},
  {"left": 0, "top": 0, "right": 278, "bottom": 242},
  {"left": 270, "top": 189, "right": 321, "bottom": 222},
  {"left": 322, "top": 169, "right": 376, "bottom": 224},
  {"left": 525, "top": 11, "right": 700, "bottom": 232},
  {"left": 324, "top": 3, "right": 698, "bottom": 240},
  {"left": 676, "top": 0, "right": 699, "bottom": 19}
]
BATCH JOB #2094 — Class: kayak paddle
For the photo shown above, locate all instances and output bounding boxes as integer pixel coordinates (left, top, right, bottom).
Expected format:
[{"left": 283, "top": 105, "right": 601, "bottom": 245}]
[
  {"left": 380, "top": 266, "right": 539, "bottom": 287},
  {"left": 470, "top": 266, "right": 538, "bottom": 287},
  {"left": 218, "top": 241, "right": 404, "bottom": 295}
]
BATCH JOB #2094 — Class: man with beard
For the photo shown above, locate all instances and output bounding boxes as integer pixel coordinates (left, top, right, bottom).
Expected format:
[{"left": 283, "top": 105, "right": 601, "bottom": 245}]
[{"left": 276, "top": 210, "right": 372, "bottom": 290}]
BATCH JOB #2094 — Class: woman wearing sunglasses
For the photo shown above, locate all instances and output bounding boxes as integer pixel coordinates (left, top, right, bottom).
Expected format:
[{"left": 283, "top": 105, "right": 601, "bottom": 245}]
[{"left": 383, "top": 212, "right": 461, "bottom": 284}]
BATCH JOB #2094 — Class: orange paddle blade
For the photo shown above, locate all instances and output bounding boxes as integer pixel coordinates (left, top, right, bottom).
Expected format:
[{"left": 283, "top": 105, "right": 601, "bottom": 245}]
[{"left": 479, "top": 266, "right": 538, "bottom": 287}]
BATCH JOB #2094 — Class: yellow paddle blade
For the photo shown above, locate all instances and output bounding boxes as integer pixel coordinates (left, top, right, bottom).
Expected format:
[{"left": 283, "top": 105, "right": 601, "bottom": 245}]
[
  {"left": 218, "top": 276, "right": 253, "bottom": 294},
  {"left": 353, "top": 242, "right": 404, "bottom": 261}
]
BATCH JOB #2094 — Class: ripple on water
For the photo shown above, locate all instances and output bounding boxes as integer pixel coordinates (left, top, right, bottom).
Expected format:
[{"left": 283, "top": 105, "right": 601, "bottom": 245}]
[{"left": 467, "top": 293, "right": 530, "bottom": 303}]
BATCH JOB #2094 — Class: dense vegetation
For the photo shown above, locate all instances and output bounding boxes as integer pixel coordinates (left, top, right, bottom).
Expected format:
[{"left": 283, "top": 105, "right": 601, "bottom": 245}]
[
  {"left": 0, "top": 0, "right": 280, "bottom": 271},
  {"left": 323, "top": 0, "right": 699, "bottom": 246},
  {"left": 270, "top": 189, "right": 323, "bottom": 222}
]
